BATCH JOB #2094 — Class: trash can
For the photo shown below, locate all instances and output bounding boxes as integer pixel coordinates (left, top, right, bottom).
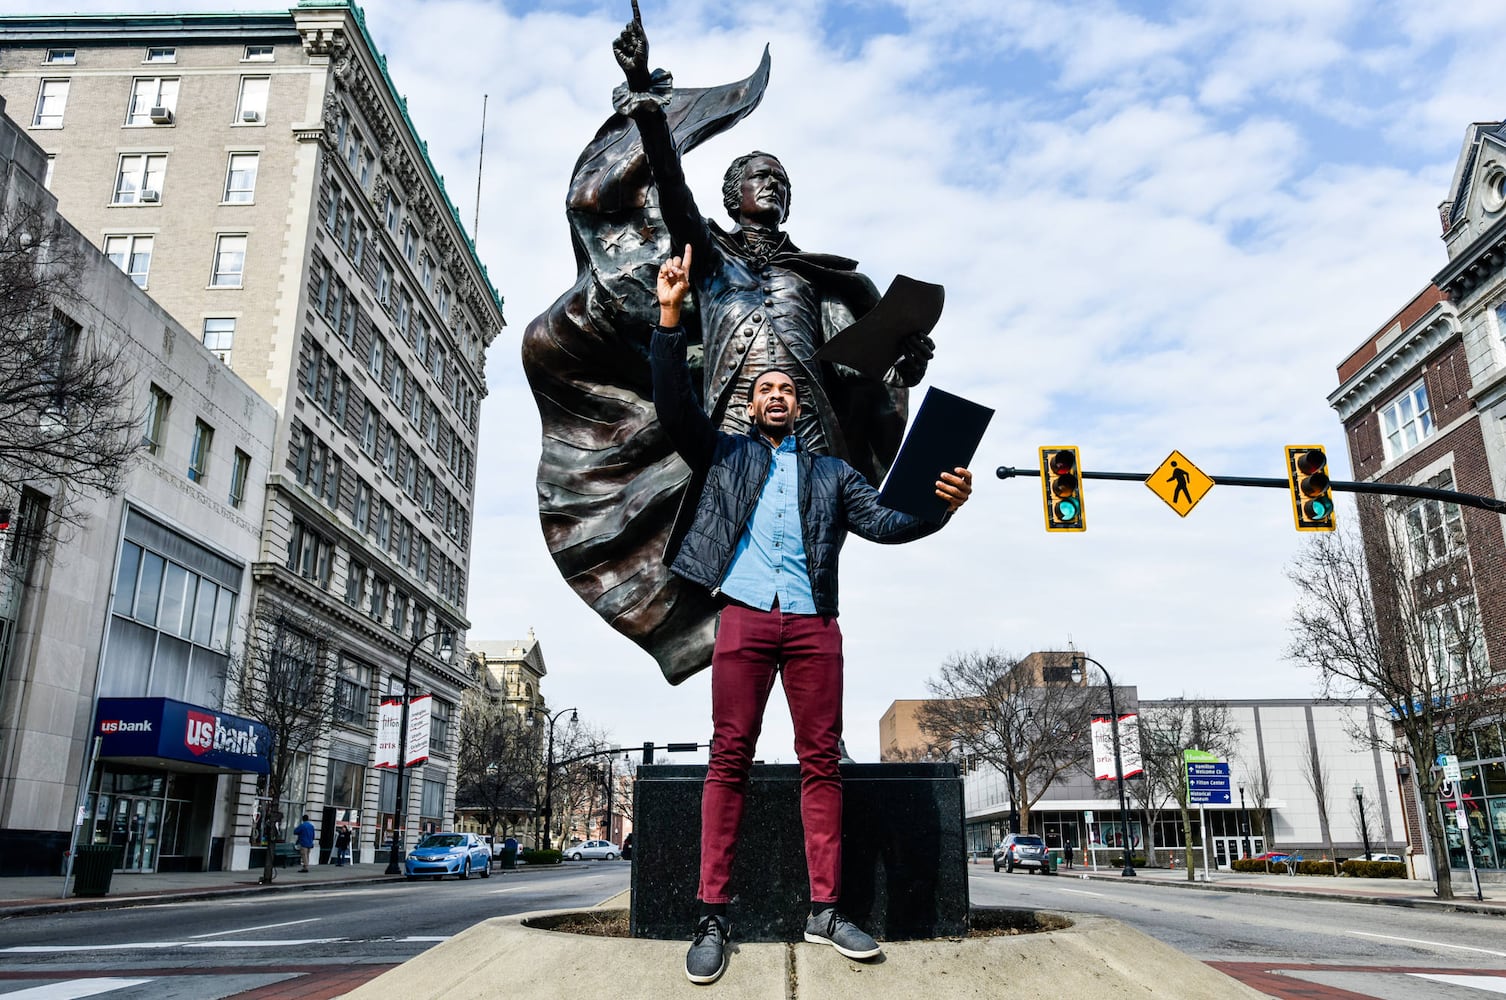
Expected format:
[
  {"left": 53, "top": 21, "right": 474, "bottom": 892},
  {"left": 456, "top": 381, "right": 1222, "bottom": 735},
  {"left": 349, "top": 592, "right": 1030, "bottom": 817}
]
[
  {"left": 498, "top": 847, "right": 517, "bottom": 870},
  {"left": 1050, "top": 853, "right": 1060, "bottom": 874},
  {"left": 72, "top": 844, "right": 119, "bottom": 897}
]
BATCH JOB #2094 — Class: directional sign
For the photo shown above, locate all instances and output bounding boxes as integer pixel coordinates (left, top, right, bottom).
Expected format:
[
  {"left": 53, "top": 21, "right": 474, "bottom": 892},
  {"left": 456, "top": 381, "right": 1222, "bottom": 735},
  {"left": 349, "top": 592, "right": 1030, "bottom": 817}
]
[
  {"left": 1186, "top": 761, "right": 1232, "bottom": 805},
  {"left": 1147, "top": 450, "right": 1215, "bottom": 517}
]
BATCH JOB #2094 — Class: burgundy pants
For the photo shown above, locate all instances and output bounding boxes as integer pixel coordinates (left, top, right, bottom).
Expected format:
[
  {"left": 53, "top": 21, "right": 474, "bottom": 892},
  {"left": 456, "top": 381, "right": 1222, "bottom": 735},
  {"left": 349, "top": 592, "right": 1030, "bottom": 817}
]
[{"left": 698, "top": 602, "right": 844, "bottom": 905}]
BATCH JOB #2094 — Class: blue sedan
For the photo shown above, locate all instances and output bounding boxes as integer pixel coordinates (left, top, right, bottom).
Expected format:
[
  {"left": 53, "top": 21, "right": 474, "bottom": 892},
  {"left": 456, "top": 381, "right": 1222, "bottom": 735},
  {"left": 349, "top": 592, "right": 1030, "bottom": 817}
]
[{"left": 404, "top": 832, "right": 492, "bottom": 880}]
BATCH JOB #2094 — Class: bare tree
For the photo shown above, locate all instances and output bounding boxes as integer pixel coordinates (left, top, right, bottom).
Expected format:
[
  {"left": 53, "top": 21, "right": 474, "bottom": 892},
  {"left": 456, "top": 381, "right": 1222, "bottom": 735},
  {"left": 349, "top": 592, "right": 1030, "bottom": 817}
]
[
  {"left": 0, "top": 203, "right": 139, "bottom": 543},
  {"left": 1240, "top": 753, "right": 1275, "bottom": 848},
  {"left": 1298, "top": 732, "right": 1339, "bottom": 874},
  {"left": 918, "top": 650, "right": 1093, "bottom": 833},
  {"left": 1135, "top": 699, "right": 1238, "bottom": 881},
  {"left": 455, "top": 688, "right": 538, "bottom": 844},
  {"left": 1286, "top": 507, "right": 1506, "bottom": 898},
  {"left": 227, "top": 599, "right": 340, "bottom": 885},
  {"left": 552, "top": 723, "right": 612, "bottom": 845}
]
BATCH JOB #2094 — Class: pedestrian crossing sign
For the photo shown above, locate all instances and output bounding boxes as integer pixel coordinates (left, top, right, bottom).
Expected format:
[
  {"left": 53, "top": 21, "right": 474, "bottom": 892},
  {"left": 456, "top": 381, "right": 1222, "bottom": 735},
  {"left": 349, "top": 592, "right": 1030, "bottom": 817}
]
[{"left": 1146, "top": 450, "right": 1214, "bottom": 517}]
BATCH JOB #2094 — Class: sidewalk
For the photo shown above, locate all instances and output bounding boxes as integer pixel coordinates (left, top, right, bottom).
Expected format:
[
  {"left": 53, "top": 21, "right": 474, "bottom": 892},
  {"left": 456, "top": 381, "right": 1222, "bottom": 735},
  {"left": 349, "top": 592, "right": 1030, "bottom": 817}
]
[
  {"left": 0, "top": 861, "right": 554, "bottom": 918},
  {"left": 1050, "top": 860, "right": 1506, "bottom": 915}
]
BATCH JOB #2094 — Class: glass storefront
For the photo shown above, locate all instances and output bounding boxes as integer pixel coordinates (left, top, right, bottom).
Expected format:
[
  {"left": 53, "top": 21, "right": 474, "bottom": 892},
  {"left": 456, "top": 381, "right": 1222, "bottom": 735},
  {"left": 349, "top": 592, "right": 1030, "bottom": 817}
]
[
  {"left": 82, "top": 766, "right": 217, "bottom": 872},
  {"left": 1436, "top": 722, "right": 1506, "bottom": 872}
]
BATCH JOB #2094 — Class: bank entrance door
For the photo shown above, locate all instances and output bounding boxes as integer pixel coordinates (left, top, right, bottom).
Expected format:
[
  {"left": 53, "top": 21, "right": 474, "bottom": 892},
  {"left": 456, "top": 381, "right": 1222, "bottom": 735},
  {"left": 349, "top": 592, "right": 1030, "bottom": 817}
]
[{"left": 106, "top": 796, "right": 161, "bottom": 872}]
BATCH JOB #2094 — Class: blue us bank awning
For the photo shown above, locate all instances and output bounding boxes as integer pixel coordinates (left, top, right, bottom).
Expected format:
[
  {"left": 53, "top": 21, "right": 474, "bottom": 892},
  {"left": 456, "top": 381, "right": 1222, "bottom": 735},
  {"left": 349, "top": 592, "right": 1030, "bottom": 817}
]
[{"left": 94, "top": 697, "right": 270, "bottom": 774}]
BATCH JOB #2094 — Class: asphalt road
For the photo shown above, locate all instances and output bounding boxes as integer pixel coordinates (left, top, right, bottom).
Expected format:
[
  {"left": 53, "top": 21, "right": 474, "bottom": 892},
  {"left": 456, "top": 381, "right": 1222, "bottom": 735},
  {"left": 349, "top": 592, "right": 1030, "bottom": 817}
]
[
  {"left": 0, "top": 862, "right": 632, "bottom": 999},
  {"left": 970, "top": 868, "right": 1506, "bottom": 999}
]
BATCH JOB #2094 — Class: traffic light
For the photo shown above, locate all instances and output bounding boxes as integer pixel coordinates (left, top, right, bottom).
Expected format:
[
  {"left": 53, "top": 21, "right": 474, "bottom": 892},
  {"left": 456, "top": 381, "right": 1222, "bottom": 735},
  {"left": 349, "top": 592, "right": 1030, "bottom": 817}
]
[
  {"left": 1285, "top": 445, "right": 1335, "bottom": 531},
  {"left": 1040, "top": 446, "right": 1085, "bottom": 532}
]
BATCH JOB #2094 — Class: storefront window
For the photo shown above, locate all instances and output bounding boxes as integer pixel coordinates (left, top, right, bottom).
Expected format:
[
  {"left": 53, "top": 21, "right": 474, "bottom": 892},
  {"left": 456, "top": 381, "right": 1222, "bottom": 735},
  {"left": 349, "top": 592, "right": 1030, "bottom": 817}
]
[{"left": 252, "top": 752, "right": 308, "bottom": 846}]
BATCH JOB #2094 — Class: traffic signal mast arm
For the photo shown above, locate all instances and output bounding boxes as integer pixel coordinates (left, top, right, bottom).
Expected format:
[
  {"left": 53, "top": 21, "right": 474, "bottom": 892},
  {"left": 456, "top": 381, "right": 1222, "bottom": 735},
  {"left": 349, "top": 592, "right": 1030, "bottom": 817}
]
[{"left": 996, "top": 466, "right": 1506, "bottom": 514}]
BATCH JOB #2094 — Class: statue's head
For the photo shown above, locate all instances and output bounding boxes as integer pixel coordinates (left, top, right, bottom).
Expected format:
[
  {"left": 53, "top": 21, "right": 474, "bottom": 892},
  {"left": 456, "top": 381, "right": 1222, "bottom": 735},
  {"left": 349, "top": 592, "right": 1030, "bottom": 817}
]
[
  {"left": 723, "top": 151, "right": 790, "bottom": 226},
  {"left": 746, "top": 367, "right": 801, "bottom": 440}
]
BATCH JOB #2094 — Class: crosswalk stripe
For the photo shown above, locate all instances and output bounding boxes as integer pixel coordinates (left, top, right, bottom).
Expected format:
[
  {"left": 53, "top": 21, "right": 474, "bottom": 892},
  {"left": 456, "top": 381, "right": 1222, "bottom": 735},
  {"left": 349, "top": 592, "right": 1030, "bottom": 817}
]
[
  {"left": 0, "top": 978, "right": 152, "bottom": 999},
  {"left": 1412, "top": 974, "right": 1506, "bottom": 995}
]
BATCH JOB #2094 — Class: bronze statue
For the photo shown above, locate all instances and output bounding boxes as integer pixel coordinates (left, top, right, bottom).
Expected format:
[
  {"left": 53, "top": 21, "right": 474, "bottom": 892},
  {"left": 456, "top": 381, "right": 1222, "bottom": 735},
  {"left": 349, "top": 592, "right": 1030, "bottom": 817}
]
[{"left": 521, "top": 3, "right": 935, "bottom": 683}]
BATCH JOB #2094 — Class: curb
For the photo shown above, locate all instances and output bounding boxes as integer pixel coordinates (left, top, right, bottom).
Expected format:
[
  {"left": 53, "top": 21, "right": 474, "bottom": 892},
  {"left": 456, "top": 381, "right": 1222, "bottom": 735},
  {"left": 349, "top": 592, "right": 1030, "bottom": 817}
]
[{"left": 1073, "top": 871, "right": 1506, "bottom": 917}]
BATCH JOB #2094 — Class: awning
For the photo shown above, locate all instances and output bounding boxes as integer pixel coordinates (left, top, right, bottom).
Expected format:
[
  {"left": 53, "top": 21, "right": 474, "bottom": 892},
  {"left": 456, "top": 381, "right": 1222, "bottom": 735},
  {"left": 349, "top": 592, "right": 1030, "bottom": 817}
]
[{"left": 94, "top": 697, "right": 270, "bottom": 774}]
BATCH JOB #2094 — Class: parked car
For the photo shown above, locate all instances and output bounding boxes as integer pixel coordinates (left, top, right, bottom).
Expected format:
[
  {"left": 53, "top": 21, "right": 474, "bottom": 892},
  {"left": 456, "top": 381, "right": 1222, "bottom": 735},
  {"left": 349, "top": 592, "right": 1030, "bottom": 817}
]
[
  {"left": 404, "top": 832, "right": 492, "bottom": 880},
  {"left": 566, "top": 839, "right": 621, "bottom": 860},
  {"left": 1365, "top": 853, "right": 1403, "bottom": 863},
  {"left": 993, "top": 834, "right": 1052, "bottom": 874}
]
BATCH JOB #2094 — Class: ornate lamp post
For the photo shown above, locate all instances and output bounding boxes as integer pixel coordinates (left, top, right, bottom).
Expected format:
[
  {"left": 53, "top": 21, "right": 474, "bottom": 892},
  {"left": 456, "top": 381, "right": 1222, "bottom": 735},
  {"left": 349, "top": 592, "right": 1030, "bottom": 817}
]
[
  {"left": 529, "top": 705, "right": 577, "bottom": 851},
  {"left": 1070, "top": 654, "right": 1137, "bottom": 877},
  {"left": 384, "top": 628, "right": 453, "bottom": 875},
  {"left": 1352, "top": 781, "right": 1373, "bottom": 861}
]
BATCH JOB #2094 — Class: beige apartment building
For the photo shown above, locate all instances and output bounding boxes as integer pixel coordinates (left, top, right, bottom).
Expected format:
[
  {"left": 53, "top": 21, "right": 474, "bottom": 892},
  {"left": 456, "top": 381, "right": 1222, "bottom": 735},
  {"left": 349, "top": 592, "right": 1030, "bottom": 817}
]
[{"left": 0, "top": 2, "right": 504, "bottom": 872}]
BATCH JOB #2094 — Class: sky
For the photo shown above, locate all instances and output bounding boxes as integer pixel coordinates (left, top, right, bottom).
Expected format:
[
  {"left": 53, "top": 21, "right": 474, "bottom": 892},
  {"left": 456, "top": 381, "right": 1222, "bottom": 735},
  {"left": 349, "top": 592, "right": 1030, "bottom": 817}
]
[{"left": 15, "top": 0, "right": 1506, "bottom": 763}]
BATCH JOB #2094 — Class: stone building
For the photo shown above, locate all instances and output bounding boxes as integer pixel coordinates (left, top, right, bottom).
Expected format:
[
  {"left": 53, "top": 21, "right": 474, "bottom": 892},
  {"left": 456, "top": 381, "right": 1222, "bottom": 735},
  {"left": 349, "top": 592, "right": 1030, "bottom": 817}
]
[
  {"left": 0, "top": 98, "right": 279, "bottom": 875},
  {"left": 0, "top": 2, "right": 503, "bottom": 871}
]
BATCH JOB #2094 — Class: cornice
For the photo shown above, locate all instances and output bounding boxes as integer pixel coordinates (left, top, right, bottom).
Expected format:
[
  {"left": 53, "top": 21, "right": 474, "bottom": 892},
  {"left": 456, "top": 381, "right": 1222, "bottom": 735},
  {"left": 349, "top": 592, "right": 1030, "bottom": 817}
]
[
  {"left": 1329, "top": 305, "right": 1459, "bottom": 422},
  {"left": 1435, "top": 211, "right": 1506, "bottom": 304}
]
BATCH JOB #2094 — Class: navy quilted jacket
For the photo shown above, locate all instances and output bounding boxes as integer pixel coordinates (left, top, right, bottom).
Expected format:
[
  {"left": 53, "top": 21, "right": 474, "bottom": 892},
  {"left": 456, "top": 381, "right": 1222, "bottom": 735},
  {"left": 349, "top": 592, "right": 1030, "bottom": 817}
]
[{"left": 651, "top": 326, "right": 941, "bottom": 616}]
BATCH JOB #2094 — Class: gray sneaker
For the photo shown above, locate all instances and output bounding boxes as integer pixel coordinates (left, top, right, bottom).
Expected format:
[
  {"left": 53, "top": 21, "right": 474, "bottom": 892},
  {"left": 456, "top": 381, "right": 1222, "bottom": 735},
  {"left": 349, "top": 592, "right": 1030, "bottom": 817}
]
[
  {"left": 685, "top": 914, "right": 729, "bottom": 985},
  {"left": 803, "top": 909, "right": 881, "bottom": 959}
]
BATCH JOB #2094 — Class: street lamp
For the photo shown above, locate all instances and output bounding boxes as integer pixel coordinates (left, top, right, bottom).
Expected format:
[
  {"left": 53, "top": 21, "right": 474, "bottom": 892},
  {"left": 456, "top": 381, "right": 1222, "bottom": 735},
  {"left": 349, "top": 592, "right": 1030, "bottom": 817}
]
[
  {"left": 384, "top": 628, "right": 454, "bottom": 875},
  {"left": 1352, "top": 781, "right": 1373, "bottom": 862},
  {"left": 1070, "top": 654, "right": 1137, "bottom": 877},
  {"left": 1238, "top": 782, "right": 1251, "bottom": 860},
  {"left": 529, "top": 705, "right": 577, "bottom": 851}
]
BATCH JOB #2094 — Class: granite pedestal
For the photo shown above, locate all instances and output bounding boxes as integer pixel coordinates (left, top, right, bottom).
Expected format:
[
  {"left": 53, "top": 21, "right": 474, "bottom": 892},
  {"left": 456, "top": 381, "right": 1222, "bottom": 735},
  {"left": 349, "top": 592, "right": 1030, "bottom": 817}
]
[{"left": 629, "top": 762, "right": 968, "bottom": 941}]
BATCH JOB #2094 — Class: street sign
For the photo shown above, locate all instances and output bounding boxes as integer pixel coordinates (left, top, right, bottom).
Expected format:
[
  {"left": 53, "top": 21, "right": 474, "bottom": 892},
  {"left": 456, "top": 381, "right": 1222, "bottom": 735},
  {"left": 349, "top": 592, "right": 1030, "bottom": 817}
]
[
  {"left": 1185, "top": 753, "right": 1232, "bottom": 806},
  {"left": 1084, "top": 810, "right": 1094, "bottom": 823},
  {"left": 1456, "top": 809, "right": 1470, "bottom": 831},
  {"left": 1439, "top": 754, "right": 1462, "bottom": 782},
  {"left": 1146, "top": 450, "right": 1214, "bottom": 517}
]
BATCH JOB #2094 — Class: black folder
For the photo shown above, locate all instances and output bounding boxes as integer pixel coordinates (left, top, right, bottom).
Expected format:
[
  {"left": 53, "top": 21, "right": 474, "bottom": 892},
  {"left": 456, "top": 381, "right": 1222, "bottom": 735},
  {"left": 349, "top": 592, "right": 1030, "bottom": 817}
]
[{"left": 878, "top": 387, "right": 994, "bottom": 523}]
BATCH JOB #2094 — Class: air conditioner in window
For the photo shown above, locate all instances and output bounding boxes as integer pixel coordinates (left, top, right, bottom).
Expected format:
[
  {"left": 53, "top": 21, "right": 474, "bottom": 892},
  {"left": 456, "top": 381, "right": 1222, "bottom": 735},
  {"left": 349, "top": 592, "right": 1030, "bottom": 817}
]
[
  {"left": 241, "top": 110, "right": 261, "bottom": 123},
  {"left": 149, "top": 106, "right": 173, "bottom": 124},
  {"left": 139, "top": 189, "right": 160, "bottom": 203}
]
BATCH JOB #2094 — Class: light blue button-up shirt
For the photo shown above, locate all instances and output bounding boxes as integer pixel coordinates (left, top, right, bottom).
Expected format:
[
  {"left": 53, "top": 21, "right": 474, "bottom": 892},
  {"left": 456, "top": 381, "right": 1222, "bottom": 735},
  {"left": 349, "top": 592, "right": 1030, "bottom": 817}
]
[{"left": 718, "top": 435, "right": 816, "bottom": 613}]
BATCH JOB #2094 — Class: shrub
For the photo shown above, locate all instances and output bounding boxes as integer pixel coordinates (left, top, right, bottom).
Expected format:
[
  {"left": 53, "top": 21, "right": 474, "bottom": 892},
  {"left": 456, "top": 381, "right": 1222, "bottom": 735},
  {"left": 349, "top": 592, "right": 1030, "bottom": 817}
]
[
  {"left": 1230, "top": 859, "right": 1266, "bottom": 873},
  {"left": 520, "top": 848, "right": 563, "bottom": 865},
  {"left": 1296, "top": 859, "right": 1337, "bottom": 876},
  {"left": 1340, "top": 859, "right": 1406, "bottom": 879}
]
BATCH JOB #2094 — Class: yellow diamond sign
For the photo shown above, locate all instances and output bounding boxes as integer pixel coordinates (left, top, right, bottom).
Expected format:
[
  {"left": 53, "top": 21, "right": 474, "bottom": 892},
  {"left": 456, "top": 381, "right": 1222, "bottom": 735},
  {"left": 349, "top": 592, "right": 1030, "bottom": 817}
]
[{"left": 1146, "top": 450, "right": 1214, "bottom": 517}]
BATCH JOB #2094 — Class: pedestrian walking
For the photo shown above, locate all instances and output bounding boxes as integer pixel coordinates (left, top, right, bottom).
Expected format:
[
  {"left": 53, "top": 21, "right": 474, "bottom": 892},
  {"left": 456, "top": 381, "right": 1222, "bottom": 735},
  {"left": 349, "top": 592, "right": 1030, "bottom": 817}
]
[
  {"left": 335, "top": 825, "right": 352, "bottom": 867},
  {"left": 294, "top": 814, "right": 316, "bottom": 872}
]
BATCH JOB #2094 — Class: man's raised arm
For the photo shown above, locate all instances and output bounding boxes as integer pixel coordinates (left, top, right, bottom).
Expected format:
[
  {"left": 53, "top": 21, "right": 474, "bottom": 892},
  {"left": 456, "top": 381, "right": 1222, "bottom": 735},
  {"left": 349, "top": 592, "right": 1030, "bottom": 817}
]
[
  {"left": 651, "top": 246, "right": 717, "bottom": 470},
  {"left": 611, "top": 2, "right": 713, "bottom": 262}
]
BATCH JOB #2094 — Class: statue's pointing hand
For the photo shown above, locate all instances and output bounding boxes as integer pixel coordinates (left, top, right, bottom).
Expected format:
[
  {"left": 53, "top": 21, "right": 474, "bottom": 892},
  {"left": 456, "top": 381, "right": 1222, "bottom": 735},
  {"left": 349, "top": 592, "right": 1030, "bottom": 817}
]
[{"left": 613, "top": 0, "right": 651, "bottom": 90}]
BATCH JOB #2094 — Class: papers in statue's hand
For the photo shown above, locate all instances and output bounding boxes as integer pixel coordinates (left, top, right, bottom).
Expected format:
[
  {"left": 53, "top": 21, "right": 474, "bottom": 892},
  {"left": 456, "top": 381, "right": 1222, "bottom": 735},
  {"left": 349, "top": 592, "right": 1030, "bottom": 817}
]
[
  {"left": 813, "top": 275, "right": 944, "bottom": 378},
  {"left": 878, "top": 387, "right": 994, "bottom": 524}
]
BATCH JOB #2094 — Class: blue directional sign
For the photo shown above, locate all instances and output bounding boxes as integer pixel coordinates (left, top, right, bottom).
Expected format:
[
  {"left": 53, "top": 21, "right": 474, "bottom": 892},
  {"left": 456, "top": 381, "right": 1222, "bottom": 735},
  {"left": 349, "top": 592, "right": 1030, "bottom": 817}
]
[{"left": 1186, "top": 761, "right": 1232, "bottom": 805}]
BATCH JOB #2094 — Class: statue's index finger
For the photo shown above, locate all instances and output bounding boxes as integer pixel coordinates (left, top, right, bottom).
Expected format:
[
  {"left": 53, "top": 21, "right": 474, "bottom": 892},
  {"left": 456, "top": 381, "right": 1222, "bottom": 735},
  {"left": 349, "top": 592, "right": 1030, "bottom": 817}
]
[{"left": 631, "top": 0, "right": 643, "bottom": 28}]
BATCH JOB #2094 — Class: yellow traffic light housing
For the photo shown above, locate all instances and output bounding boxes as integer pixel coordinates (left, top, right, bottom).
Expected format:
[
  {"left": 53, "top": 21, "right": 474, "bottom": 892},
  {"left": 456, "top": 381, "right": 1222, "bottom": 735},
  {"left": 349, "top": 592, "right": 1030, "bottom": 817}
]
[
  {"left": 1286, "top": 445, "right": 1335, "bottom": 531},
  {"left": 1040, "top": 446, "right": 1085, "bottom": 532}
]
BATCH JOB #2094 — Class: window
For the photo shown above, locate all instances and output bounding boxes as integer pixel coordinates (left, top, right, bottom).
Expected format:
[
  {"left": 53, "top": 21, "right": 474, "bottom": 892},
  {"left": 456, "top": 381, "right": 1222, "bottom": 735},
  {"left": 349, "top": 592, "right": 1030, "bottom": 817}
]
[
  {"left": 439, "top": 284, "right": 451, "bottom": 323},
  {"left": 44, "top": 49, "right": 75, "bottom": 64},
  {"left": 368, "top": 575, "right": 388, "bottom": 621},
  {"left": 33, "top": 79, "right": 69, "bottom": 127},
  {"left": 403, "top": 448, "right": 418, "bottom": 496},
  {"left": 403, "top": 222, "right": 417, "bottom": 265},
  {"left": 1405, "top": 471, "right": 1465, "bottom": 568},
  {"left": 335, "top": 656, "right": 372, "bottom": 724},
  {"left": 361, "top": 402, "right": 377, "bottom": 457},
  {"left": 409, "top": 381, "right": 423, "bottom": 426},
  {"left": 430, "top": 698, "right": 453, "bottom": 751},
  {"left": 188, "top": 419, "right": 214, "bottom": 484},
  {"left": 236, "top": 76, "right": 269, "bottom": 122},
  {"left": 202, "top": 318, "right": 234, "bottom": 365},
  {"left": 345, "top": 129, "right": 363, "bottom": 172},
  {"left": 229, "top": 449, "right": 250, "bottom": 508},
  {"left": 421, "top": 253, "right": 434, "bottom": 293},
  {"left": 344, "top": 559, "right": 367, "bottom": 607},
  {"left": 1381, "top": 382, "right": 1433, "bottom": 460},
  {"left": 243, "top": 44, "right": 274, "bottom": 62},
  {"left": 368, "top": 334, "right": 384, "bottom": 379},
  {"left": 397, "top": 520, "right": 412, "bottom": 565},
  {"left": 397, "top": 290, "right": 412, "bottom": 339},
  {"left": 360, "top": 153, "right": 373, "bottom": 190},
  {"left": 351, "top": 223, "right": 366, "bottom": 269},
  {"left": 384, "top": 192, "right": 400, "bottom": 232},
  {"left": 44, "top": 155, "right": 55, "bottom": 189},
  {"left": 390, "top": 589, "right": 408, "bottom": 635},
  {"left": 145, "top": 47, "right": 176, "bottom": 63},
  {"left": 223, "top": 152, "right": 258, "bottom": 202},
  {"left": 416, "top": 538, "right": 429, "bottom": 578},
  {"left": 378, "top": 256, "right": 392, "bottom": 306},
  {"left": 414, "top": 317, "right": 428, "bottom": 364},
  {"left": 389, "top": 365, "right": 404, "bottom": 406},
  {"left": 286, "top": 518, "right": 333, "bottom": 585},
  {"left": 376, "top": 500, "right": 392, "bottom": 549},
  {"left": 127, "top": 77, "right": 179, "bottom": 125},
  {"left": 113, "top": 153, "right": 167, "bottom": 205},
  {"left": 143, "top": 384, "right": 171, "bottom": 455},
  {"left": 1424, "top": 597, "right": 1487, "bottom": 682},
  {"left": 105, "top": 234, "right": 153, "bottom": 287},
  {"left": 383, "top": 427, "right": 398, "bottom": 478},
  {"left": 211, "top": 234, "right": 246, "bottom": 287},
  {"left": 430, "top": 345, "right": 447, "bottom": 384},
  {"left": 354, "top": 481, "right": 372, "bottom": 532}
]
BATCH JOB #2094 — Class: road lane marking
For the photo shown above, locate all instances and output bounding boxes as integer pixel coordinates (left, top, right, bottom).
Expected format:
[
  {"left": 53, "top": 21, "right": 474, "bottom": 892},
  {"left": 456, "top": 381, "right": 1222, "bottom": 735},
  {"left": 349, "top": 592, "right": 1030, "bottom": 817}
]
[
  {"left": 1349, "top": 931, "right": 1506, "bottom": 958},
  {"left": 400, "top": 936, "right": 451, "bottom": 942},
  {"left": 1412, "top": 974, "right": 1506, "bottom": 994},
  {"left": 184, "top": 938, "right": 345, "bottom": 948},
  {"left": 967, "top": 875, "right": 1104, "bottom": 897},
  {"left": 0, "top": 979, "right": 153, "bottom": 999},
  {"left": 189, "top": 918, "right": 320, "bottom": 938},
  {"left": 4, "top": 938, "right": 345, "bottom": 954}
]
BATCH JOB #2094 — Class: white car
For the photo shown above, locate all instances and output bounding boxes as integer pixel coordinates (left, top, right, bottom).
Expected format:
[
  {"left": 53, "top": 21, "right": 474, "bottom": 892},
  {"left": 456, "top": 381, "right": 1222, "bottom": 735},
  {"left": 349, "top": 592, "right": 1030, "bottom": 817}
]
[
  {"left": 1367, "top": 853, "right": 1403, "bottom": 863},
  {"left": 566, "top": 839, "right": 621, "bottom": 860}
]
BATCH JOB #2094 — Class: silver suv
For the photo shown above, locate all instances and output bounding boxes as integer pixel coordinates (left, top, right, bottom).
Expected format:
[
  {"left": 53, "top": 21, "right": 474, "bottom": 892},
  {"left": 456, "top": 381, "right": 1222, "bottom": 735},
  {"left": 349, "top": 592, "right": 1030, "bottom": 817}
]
[{"left": 993, "top": 834, "right": 1052, "bottom": 874}]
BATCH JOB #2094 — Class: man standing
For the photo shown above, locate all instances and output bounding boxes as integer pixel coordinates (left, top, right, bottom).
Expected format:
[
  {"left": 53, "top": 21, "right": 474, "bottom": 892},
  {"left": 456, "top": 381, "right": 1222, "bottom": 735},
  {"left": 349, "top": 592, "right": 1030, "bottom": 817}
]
[
  {"left": 293, "top": 814, "right": 316, "bottom": 873},
  {"left": 652, "top": 246, "right": 972, "bottom": 985}
]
